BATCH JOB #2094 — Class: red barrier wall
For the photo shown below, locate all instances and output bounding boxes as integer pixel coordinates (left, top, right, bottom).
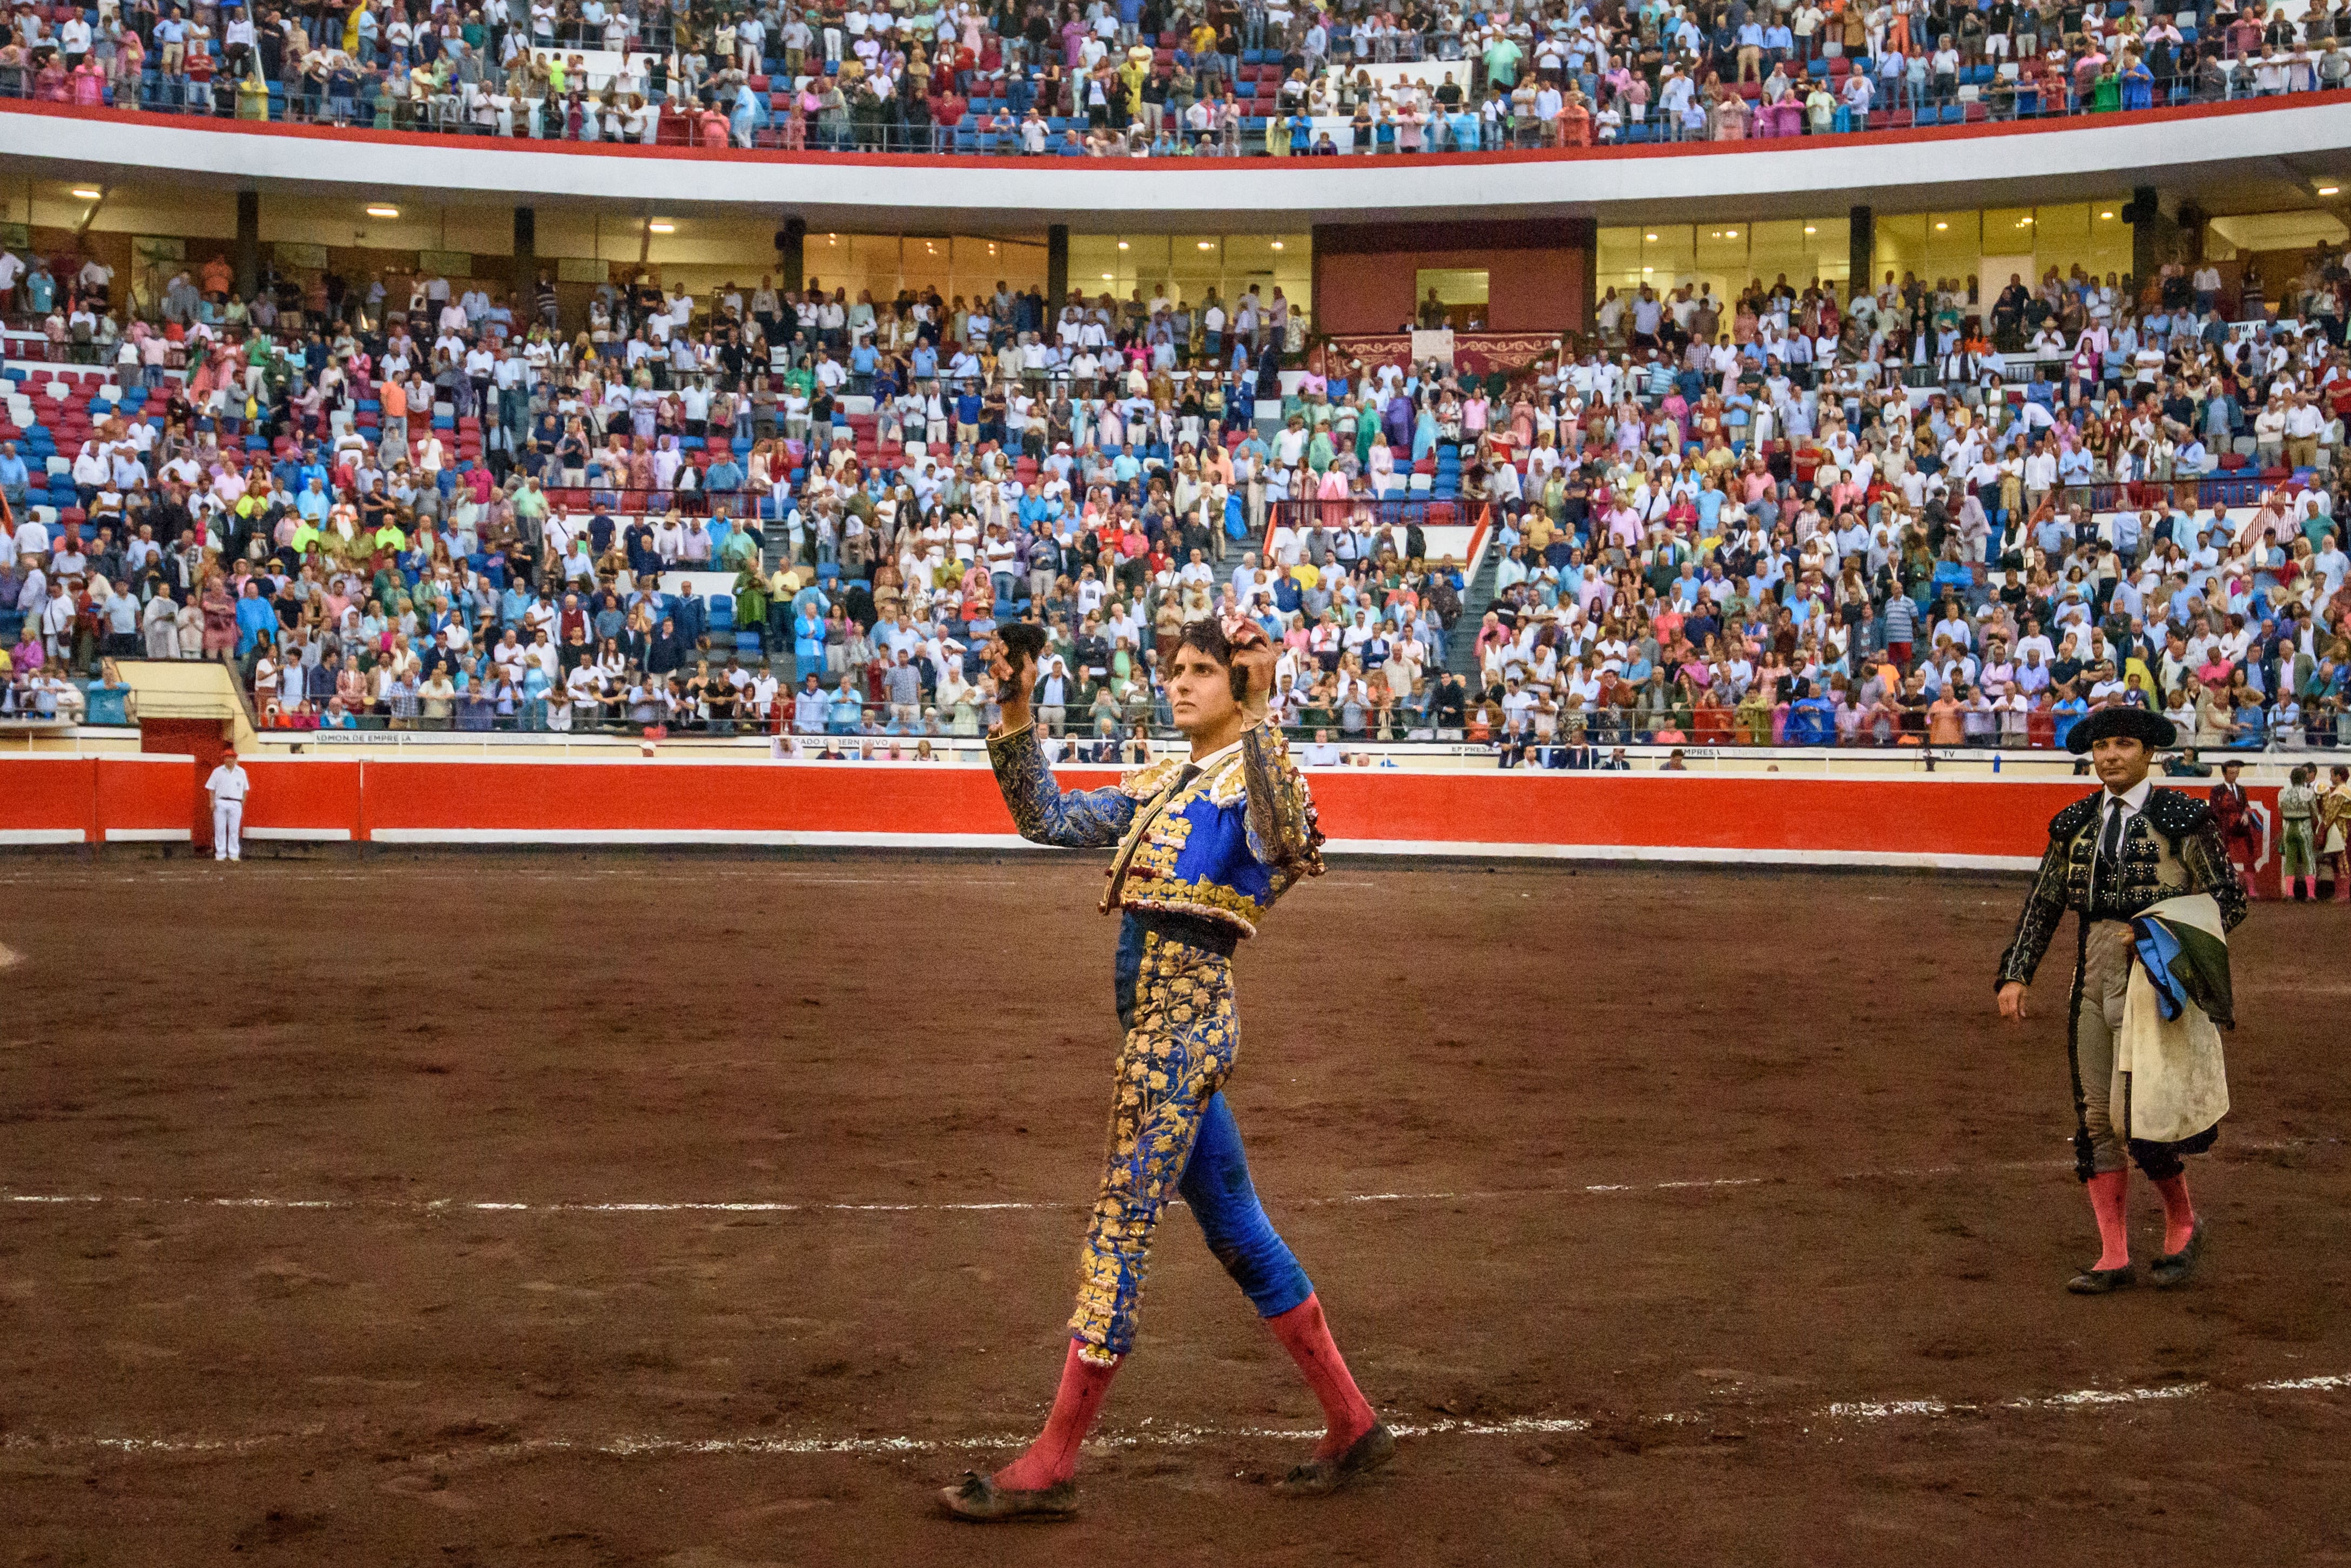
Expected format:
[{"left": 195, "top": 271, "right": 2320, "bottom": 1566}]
[
  {"left": 93, "top": 755, "right": 201, "bottom": 843},
  {"left": 0, "top": 757, "right": 98, "bottom": 845},
  {"left": 242, "top": 759, "right": 365, "bottom": 842},
  {"left": 0, "top": 756, "right": 2291, "bottom": 895}
]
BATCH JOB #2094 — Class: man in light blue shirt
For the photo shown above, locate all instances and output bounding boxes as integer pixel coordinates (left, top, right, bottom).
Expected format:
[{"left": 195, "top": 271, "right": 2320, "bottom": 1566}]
[{"left": 0, "top": 441, "right": 28, "bottom": 509}]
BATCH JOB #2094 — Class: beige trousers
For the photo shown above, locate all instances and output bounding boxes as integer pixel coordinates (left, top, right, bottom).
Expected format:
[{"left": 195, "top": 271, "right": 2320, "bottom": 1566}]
[{"left": 2071, "top": 920, "right": 2135, "bottom": 1175}]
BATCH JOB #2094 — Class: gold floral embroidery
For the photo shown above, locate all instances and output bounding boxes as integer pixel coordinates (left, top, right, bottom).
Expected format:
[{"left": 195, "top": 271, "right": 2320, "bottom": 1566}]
[
  {"left": 1066, "top": 933, "right": 1238, "bottom": 1357},
  {"left": 1124, "top": 799, "right": 1196, "bottom": 887}
]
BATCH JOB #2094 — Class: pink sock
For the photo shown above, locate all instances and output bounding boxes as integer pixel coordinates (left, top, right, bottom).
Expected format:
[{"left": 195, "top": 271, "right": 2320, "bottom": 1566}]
[
  {"left": 1266, "top": 1294, "right": 1378, "bottom": 1461},
  {"left": 2086, "top": 1170, "right": 2131, "bottom": 1270},
  {"left": 2152, "top": 1172, "right": 2197, "bottom": 1256},
  {"left": 993, "top": 1340, "right": 1122, "bottom": 1491}
]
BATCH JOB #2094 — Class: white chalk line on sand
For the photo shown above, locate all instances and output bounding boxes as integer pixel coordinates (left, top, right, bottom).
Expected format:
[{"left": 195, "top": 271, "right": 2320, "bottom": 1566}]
[
  {"left": 0, "top": 1169, "right": 1945, "bottom": 1219},
  {"left": 4, "top": 1140, "right": 2335, "bottom": 1220},
  {"left": 2, "top": 1374, "right": 2341, "bottom": 1466}
]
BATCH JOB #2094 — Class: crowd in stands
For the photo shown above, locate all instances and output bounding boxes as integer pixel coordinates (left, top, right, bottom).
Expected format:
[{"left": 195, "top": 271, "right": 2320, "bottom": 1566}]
[
  {"left": 5, "top": 224, "right": 2351, "bottom": 755},
  {"left": 3, "top": 0, "right": 2349, "bottom": 157}
]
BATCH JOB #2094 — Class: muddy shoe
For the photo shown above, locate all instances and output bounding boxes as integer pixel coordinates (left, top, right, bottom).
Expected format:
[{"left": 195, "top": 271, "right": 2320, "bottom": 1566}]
[
  {"left": 935, "top": 1470, "right": 1079, "bottom": 1522},
  {"left": 2065, "top": 1263, "right": 2137, "bottom": 1295},
  {"left": 2150, "top": 1222, "right": 2207, "bottom": 1289},
  {"left": 1276, "top": 1422, "right": 1397, "bottom": 1497}
]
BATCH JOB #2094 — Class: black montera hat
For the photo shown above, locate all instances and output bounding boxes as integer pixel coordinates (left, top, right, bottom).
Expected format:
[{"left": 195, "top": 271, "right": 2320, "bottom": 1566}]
[{"left": 2066, "top": 705, "right": 2177, "bottom": 755}]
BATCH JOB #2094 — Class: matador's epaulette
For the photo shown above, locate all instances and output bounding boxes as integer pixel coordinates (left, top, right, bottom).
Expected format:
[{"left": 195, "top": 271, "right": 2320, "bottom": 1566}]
[
  {"left": 2143, "top": 787, "right": 2214, "bottom": 839},
  {"left": 2047, "top": 793, "right": 2102, "bottom": 841}
]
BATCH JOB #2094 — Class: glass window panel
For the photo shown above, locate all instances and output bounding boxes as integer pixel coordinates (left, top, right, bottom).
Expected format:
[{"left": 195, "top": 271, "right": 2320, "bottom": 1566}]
[
  {"left": 1173, "top": 234, "right": 1225, "bottom": 279},
  {"left": 1923, "top": 211, "right": 1979, "bottom": 272},
  {"left": 1068, "top": 234, "right": 1123, "bottom": 284},
  {"left": 1984, "top": 205, "right": 2036, "bottom": 241},
  {"left": 2035, "top": 201, "right": 2094, "bottom": 247},
  {"left": 1871, "top": 212, "right": 1925, "bottom": 292},
  {"left": 902, "top": 234, "right": 954, "bottom": 301},
  {"left": 1639, "top": 224, "right": 1696, "bottom": 288},
  {"left": 959, "top": 235, "right": 1045, "bottom": 298},
  {"left": 1694, "top": 222, "right": 1746, "bottom": 281},
  {"left": 1596, "top": 225, "right": 1642, "bottom": 279},
  {"left": 1804, "top": 217, "right": 1851, "bottom": 288}
]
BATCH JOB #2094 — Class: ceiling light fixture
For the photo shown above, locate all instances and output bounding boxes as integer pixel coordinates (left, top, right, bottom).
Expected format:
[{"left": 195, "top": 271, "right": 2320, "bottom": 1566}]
[
  {"left": 1101, "top": 272, "right": 1114, "bottom": 280},
  {"left": 365, "top": 203, "right": 400, "bottom": 219},
  {"left": 1645, "top": 232, "right": 1659, "bottom": 241},
  {"left": 1197, "top": 240, "right": 1214, "bottom": 250},
  {"left": 648, "top": 220, "right": 676, "bottom": 233},
  {"left": 1803, "top": 225, "right": 1817, "bottom": 234},
  {"left": 1117, "top": 240, "right": 1130, "bottom": 250},
  {"left": 2099, "top": 210, "right": 2117, "bottom": 219},
  {"left": 1271, "top": 241, "right": 1285, "bottom": 250},
  {"left": 1724, "top": 228, "right": 1737, "bottom": 238},
  {"left": 1935, "top": 221, "right": 1949, "bottom": 230},
  {"left": 71, "top": 186, "right": 103, "bottom": 200},
  {"left": 2322, "top": 185, "right": 2343, "bottom": 197}
]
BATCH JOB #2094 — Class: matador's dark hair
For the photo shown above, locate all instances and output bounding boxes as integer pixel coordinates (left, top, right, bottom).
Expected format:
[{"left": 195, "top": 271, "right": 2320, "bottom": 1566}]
[
  {"left": 998, "top": 621, "right": 1050, "bottom": 673},
  {"left": 1177, "top": 619, "right": 1250, "bottom": 701}
]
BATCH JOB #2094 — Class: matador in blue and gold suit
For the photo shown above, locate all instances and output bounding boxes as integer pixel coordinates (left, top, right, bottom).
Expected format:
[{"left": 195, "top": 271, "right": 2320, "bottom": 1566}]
[{"left": 988, "top": 718, "right": 1327, "bottom": 1363}]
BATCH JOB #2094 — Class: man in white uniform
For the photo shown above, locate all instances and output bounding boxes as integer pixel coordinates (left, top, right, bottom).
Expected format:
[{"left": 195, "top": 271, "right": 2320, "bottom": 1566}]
[{"left": 205, "top": 746, "right": 250, "bottom": 862}]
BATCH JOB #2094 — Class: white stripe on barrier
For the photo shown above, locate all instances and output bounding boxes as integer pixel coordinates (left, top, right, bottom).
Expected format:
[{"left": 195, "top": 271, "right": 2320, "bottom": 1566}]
[
  {"left": 363, "top": 827, "right": 1034, "bottom": 847},
  {"left": 0, "top": 828, "right": 84, "bottom": 845},
  {"left": 1322, "top": 839, "right": 2042, "bottom": 870},
  {"left": 328, "top": 827, "right": 2045, "bottom": 869}
]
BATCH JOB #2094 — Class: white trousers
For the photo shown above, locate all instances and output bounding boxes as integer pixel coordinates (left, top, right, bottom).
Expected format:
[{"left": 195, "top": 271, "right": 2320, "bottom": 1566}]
[{"left": 212, "top": 799, "right": 243, "bottom": 861}]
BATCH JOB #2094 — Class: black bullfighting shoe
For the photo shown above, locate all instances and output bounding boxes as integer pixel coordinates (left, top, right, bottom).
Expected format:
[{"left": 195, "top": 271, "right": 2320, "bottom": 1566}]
[
  {"left": 2065, "top": 1263, "right": 2137, "bottom": 1295},
  {"left": 2150, "top": 1222, "right": 2207, "bottom": 1289},
  {"left": 935, "top": 1470, "right": 1079, "bottom": 1522},
  {"left": 1276, "top": 1421, "right": 1397, "bottom": 1496}
]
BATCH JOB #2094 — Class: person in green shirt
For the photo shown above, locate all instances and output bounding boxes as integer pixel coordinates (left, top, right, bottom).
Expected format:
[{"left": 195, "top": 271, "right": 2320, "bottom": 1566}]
[
  {"left": 733, "top": 564, "right": 770, "bottom": 640},
  {"left": 1482, "top": 36, "right": 1523, "bottom": 89},
  {"left": 720, "top": 524, "right": 760, "bottom": 572}
]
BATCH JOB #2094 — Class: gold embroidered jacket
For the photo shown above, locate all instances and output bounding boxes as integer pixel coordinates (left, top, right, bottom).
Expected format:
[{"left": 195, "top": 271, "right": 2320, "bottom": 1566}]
[{"left": 986, "top": 722, "right": 1325, "bottom": 936}]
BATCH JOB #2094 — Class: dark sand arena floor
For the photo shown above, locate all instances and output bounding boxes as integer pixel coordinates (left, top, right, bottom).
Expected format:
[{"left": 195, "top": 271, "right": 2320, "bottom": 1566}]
[{"left": 2, "top": 853, "right": 2348, "bottom": 1566}]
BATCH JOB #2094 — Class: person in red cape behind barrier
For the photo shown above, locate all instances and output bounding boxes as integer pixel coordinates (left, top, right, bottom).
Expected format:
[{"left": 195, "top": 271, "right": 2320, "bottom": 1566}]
[{"left": 937, "top": 616, "right": 1392, "bottom": 1522}]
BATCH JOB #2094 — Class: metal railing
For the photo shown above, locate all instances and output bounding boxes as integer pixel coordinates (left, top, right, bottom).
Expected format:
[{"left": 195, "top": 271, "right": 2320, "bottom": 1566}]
[{"left": 5, "top": 49, "right": 2341, "bottom": 160}]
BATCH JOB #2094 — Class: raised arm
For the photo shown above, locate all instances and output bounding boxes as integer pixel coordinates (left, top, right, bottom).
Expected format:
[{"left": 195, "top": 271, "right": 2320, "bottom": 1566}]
[
  {"left": 986, "top": 719, "right": 1139, "bottom": 849},
  {"left": 985, "top": 631, "right": 1137, "bottom": 849},
  {"left": 1241, "top": 721, "right": 1324, "bottom": 875},
  {"left": 1223, "top": 620, "right": 1325, "bottom": 875}
]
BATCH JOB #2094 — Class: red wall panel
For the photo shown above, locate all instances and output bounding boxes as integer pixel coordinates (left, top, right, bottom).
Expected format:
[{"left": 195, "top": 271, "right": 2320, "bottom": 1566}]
[
  {"left": 94, "top": 757, "right": 201, "bottom": 840},
  {"left": 0, "top": 758, "right": 99, "bottom": 842},
  {"left": 242, "top": 759, "right": 366, "bottom": 838}
]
